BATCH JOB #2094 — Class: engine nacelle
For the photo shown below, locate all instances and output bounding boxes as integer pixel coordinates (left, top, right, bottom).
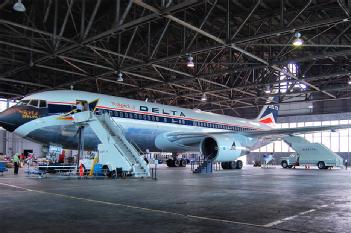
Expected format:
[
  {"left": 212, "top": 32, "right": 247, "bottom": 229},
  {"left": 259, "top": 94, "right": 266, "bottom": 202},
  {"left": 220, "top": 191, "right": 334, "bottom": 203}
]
[{"left": 200, "top": 134, "right": 253, "bottom": 162}]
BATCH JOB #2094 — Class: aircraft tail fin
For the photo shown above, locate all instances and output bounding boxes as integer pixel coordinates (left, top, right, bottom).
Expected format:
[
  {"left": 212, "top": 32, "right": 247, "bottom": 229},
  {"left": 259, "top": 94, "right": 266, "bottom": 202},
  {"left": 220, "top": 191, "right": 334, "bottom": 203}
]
[{"left": 256, "top": 96, "right": 279, "bottom": 126}]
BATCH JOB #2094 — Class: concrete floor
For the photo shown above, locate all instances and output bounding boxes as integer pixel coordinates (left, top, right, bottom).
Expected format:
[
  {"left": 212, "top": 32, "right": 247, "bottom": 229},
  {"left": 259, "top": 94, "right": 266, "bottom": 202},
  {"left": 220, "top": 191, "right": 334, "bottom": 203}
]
[{"left": 0, "top": 165, "right": 350, "bottom": 233}]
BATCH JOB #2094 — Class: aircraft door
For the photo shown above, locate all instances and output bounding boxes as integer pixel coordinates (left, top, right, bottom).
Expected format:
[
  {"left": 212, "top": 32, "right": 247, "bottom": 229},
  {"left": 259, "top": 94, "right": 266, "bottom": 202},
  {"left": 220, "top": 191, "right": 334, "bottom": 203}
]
[{"left": 76, "top": 100, "right": 89, "bottom": 112}]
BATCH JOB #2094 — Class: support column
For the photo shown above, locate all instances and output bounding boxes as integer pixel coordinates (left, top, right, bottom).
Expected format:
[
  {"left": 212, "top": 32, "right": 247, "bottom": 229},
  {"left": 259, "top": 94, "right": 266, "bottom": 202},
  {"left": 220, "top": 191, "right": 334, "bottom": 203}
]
[{"left": 77, "top": 125, "right": 85, "bottom": 169}]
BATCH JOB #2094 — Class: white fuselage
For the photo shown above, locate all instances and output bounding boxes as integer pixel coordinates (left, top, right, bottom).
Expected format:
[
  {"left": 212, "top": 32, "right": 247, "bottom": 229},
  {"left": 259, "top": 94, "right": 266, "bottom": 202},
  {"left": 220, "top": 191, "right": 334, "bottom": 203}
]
[{"left": 4, "top": 90, "right": 273, "bottom": 152}]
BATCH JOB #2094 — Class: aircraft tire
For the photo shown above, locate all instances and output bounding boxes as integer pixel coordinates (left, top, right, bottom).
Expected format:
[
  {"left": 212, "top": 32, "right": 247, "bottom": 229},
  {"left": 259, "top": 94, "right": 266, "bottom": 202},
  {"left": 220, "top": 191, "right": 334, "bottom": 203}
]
[
  {"left": 102, "top": 166, "right": 110, "bottom": 176},
  {"left": 235, "top": 160, "right": 243, "bottom": 169},
  {"left": 180, "top": 159, "right": 187, "bottom": 167},
  {"left": 317, "top": 161, "right": 326, "bottom": 169},
  {"left": 108, "top": 170, "right": 117, "bottom": 178},
  {"left": 221, "top": 162, "right": 228, "bottom": 169},
  {"left": 166, "top": 159, "right": 174, "bottom": 167},
  {"left": 174, "top": 159, "right": 180, "bottom": 167},
  {"left": 281, "top": 161, "right": 288, "bottom": 168},
  {"left": 228, "top": 161, "right": 236, "bottom": 169}
]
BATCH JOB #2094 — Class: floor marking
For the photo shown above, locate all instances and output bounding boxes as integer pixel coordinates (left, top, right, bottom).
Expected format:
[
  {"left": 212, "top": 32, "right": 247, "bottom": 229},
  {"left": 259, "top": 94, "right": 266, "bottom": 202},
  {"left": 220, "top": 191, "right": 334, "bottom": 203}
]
[
  {"left": 0, "top": 182, "right": 330, "bottom": 232},
  {"left": 0, "top": 182, "right": 264, "bottom": 228},
  {"left": 264, "top": 204, "right": 330, "bottom": 228}
]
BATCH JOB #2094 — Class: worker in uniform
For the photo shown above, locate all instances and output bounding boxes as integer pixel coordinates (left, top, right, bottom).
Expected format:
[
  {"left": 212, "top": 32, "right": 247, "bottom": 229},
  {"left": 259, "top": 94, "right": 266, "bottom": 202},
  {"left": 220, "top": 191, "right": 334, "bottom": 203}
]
[
  {"left": 76, "top": 101, "right": 83, "bottom": 112},
  {"left": 345, "top": 160, "right": 348, "bottom": 170},
  {"left": 13, "top": 153, "right": 20, "bottom": 175}
]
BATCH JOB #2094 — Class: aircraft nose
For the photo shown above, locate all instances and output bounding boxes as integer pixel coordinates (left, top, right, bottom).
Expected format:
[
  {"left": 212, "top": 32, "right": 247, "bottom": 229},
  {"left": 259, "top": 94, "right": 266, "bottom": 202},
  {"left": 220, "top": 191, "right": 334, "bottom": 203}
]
[{"left": 0, "top": 109, "right": 18, "bottom": 132}]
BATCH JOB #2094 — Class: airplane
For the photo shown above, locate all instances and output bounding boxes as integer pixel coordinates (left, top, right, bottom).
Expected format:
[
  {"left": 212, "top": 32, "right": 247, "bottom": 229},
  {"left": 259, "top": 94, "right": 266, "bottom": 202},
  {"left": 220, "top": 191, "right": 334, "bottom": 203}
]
[{"left": 0, "top": 90, "right": 349, "bottom": 170}]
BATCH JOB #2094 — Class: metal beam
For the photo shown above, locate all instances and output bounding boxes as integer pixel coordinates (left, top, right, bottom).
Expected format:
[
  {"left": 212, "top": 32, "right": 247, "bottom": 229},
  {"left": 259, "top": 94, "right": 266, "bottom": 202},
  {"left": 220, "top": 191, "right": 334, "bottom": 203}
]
[
  {"left": 187, "top": 0, "right": 218, "bottom": 49},
  {"left": 149, "top": 19, "right": 171, "bottom": 59},
  {"left": 133, "top": 0, "right": 335, "bottom": 98},
  {"left": 0, "top": 0, "right": 199, "bottom": 78},
  {"left": 286, "top": 0, "right": 312, "bottom": 27},
  {"left": 56, "top": 0, "right": 74, "bottom": 48},
  {"left": 35, "top": 64, "right": 87, "bottom": 76},
  {"left": 132, "top": 0, "right": 335, "bottom": 98},
  {"left": 83, "top": 0, "right": 102, "bottom": 39},
  {"left": 120, "top": 26, "right": 139, "bottom": 66},
  {"left": 0, "top": 19, "right": 74, "bottom": 43},
  {"left": 0, "top": 91, "right": 22, "bottom": 97},
  {"left": 0, "top": 40, "right": 48, "bottom": 54},
  {"left": 231, "top": 0, "right": 261, "bottom": 40},
  {"left": 338, "top": 0, "right": 350, "bottom": 16},
  {"left": 0, "top": 77, "right": 51, "bottom": 88}
]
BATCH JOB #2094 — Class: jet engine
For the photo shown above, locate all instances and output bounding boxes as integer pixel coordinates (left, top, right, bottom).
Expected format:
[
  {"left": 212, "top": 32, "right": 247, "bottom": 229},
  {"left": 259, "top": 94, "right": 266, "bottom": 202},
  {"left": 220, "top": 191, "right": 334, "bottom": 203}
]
[{"left": 200, "top": 134, "right": 252, "bottom": 162}]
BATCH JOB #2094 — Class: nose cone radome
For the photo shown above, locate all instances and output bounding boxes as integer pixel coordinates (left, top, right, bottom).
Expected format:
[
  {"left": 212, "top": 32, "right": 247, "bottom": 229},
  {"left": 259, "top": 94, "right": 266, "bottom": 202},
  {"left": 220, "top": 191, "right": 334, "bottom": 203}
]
[{"left": 0, "top": 109, "right": 19, "bottom": 132}]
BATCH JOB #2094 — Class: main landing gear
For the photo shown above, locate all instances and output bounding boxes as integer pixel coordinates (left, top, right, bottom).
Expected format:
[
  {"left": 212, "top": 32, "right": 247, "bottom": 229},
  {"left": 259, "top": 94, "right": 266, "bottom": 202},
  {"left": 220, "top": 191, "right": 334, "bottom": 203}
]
[
  {"left": 166, "top": 159, "right": 187, "bottom": 167},
  {"left": 221, "top": 160, "right": 243, "bottom": 170}
]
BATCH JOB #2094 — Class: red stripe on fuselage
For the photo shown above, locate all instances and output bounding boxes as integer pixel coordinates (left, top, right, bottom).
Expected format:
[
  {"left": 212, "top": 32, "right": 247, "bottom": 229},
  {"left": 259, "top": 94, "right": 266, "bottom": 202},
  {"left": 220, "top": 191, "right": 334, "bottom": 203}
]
[{"left": 48, "top": 101, "right": 264, "bottom": 131}]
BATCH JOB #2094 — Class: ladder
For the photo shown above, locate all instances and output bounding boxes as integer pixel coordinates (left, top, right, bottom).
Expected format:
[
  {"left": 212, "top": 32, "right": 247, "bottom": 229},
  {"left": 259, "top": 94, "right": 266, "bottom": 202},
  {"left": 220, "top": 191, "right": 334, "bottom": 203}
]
[
  {"left": 193, "top": 160, "right": 213, "bottom": 173},
  {"left": 74, "top": 111, "right": 150, "bottom": 177}
]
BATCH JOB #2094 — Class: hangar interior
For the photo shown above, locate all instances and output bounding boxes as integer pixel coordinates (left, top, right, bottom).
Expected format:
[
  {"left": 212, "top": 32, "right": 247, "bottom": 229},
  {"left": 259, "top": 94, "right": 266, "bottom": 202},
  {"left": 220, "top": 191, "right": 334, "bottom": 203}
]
[
  {"left": 1, "top": 0, "right": 351, "bottom": 233},
  {"left": 2, "top": 0, "right": 351, "bottom": 159}
]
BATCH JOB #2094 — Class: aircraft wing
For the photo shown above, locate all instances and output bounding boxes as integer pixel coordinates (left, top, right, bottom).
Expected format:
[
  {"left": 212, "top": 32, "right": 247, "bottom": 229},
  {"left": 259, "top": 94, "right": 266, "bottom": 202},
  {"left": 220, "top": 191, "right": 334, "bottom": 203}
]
[
  {"left": 243, "top": 124, "right": 351, "bottom": 137},
  {"left": 165, "top": 124, "right": 351, "bottom": 141}
]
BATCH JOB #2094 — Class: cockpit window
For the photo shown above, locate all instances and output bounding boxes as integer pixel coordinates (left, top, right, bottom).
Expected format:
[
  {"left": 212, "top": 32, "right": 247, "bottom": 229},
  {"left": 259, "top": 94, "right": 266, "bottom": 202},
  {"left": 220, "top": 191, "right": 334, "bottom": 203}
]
[
  {"left": 17, "top": 100, "right": 30, "bottom": 106},
  {"left": 28, "top": 99, "right": 39, "bottom": 107},
  {"left": 16, "top": 99, "right": 47, "bottom": 108},
  {"left": 39, "top": 100, "right": 47, "bottom": 108}
]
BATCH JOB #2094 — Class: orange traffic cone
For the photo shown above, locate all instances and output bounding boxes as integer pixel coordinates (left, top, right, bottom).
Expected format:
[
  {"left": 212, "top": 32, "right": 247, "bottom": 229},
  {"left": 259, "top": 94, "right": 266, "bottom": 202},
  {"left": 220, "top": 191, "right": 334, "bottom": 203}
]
[{"left": 79, "top": 164, "right": 84, "bottom": 177}]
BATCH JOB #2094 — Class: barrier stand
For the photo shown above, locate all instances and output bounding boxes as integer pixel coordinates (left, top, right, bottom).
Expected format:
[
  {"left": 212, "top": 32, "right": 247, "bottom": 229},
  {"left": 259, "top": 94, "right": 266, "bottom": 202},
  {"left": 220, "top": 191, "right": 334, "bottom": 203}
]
[
  {"left": 214, "top": 162, "right": 221, "bottom": 171},
  {"left": 190, "top": 160, "right": 195, "bottom": 171},
  {"left": 149, "top": 159, "right": 157, "bottom": 180}
]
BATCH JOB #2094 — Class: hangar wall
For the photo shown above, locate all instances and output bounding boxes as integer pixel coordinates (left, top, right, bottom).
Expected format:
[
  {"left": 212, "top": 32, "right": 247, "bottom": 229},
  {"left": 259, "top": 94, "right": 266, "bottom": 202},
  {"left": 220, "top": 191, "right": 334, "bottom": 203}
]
[{"left": 0, "top": 129, "right": 42, "bottom": 157}]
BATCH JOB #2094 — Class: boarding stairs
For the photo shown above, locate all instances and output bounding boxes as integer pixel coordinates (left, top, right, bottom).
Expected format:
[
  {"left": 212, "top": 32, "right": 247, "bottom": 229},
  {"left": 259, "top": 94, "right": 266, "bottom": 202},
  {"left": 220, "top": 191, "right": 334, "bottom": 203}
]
[
  {"left": 73, "top": 111, "right": 150, "bottom": 177},
  {"left": 283, "top": 135, "right": 343, "bottom": 167}
]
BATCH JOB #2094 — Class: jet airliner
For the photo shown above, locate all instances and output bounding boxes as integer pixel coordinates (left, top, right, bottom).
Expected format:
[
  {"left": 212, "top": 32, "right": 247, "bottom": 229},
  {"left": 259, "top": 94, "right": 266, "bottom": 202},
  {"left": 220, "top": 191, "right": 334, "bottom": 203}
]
[{"left": 0, "top": 90, "right": 349, "bottom": 166}]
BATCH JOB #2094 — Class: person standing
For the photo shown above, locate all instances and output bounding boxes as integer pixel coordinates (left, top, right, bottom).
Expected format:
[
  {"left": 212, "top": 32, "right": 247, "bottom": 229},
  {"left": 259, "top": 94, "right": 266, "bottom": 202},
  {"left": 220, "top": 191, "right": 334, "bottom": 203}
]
[
  {"left": 76, "top": 101, "right": 83, "bottom": 112},
  {"left": 13, "top": 153, "right": 20, "bottom": 175},
  {"left": 345, "top": 160, "right": 348, "bottom": 170}
]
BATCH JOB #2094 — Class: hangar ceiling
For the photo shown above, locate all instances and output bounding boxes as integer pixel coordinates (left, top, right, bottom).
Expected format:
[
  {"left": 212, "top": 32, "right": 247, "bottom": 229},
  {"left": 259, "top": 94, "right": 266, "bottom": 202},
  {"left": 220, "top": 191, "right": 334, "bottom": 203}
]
[{"left": 1, "top": 0, "right": 351, "bottom": 118}]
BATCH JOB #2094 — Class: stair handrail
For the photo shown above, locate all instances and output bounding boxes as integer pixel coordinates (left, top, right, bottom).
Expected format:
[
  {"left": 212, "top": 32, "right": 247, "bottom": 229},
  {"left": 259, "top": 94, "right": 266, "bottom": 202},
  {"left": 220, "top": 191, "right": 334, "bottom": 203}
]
[
  {"left": 100, "top": 113, "right": 149, "bottom": 170},
  {"left": 103, "top": 114, "right": 146, "bottom": 156}
]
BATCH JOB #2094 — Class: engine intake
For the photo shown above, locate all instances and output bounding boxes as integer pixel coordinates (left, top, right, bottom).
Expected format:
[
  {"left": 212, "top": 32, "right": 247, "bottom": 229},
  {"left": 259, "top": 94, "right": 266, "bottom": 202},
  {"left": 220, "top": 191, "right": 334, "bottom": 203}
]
[
  {"left": 201, "top": 137, "right": 219, "bottom": 160},
  {"left": 200, "top": 134, "right": 250, "bottom": 162}
]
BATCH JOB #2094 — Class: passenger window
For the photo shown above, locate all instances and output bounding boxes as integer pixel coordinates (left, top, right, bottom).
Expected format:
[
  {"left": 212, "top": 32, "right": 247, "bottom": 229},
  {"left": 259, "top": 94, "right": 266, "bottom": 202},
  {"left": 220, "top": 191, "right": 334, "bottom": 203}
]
[
  {"left": 39, "top": 100, "right": 47, "bottom": 108},
  {"left": 28, "top": 99, "right": 39, "bottom": 107}
]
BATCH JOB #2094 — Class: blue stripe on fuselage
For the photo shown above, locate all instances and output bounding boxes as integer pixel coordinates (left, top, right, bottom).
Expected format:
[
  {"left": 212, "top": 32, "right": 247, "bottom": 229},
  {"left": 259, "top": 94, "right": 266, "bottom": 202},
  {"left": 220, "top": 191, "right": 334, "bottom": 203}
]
[{"left": 47, "top": 103, "right": 257, "bottom": 132}]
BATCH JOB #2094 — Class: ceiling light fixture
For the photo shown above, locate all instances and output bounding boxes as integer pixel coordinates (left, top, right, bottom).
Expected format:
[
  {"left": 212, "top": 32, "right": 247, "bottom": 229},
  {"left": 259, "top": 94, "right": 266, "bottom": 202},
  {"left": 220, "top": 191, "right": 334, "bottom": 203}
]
[
  {"left": 292, "top": 32, "right": 304, "bottom": 47},
  {"left": 116, "top": 71, "right": 123, "bottom": 82},
  {"left": 186, "top": 54, "right": 194, "bottom": 68},
  {"left": 201, "top": 93, "right": 207, "bottom": 102},
  {"left": 13, "top": 0, "right": 26, "bottom": 12}
]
